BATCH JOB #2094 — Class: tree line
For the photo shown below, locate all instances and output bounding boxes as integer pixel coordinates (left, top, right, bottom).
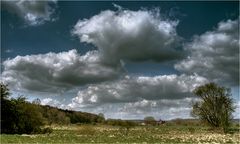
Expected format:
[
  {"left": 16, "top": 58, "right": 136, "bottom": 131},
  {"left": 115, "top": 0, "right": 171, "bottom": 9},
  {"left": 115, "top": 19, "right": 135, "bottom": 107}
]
[
  {"left": 1, "top": 83, "right": 104, "bottom": 134},
  {"left": 1, "top": 82, "right": 236, "bottom": 134}
]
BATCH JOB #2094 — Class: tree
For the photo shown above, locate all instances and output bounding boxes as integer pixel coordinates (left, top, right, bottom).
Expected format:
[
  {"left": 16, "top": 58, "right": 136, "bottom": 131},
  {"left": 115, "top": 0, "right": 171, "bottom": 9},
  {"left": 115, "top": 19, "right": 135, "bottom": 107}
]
[
  {"left": 1, "top": 82, "right": 10, "bottom": 100},
  {"left": 1, "top": 83, "right": 18, "bottom": 133},
  {"left": 144, "top": 116, "right": 156, "bottom": 125},
  {"left": 44, "top": 108, "right": 70, "bottom": 125},
  {"left": 97, "top": 113, "right": 105, "bottom": 123},
  {"left": 32, "top": 98, "right": 41, "bottom": 105},
  {"left": 191, "top": 83, "right": 235, "bottom": 132},
  {"left": 1, "top": 83, "right": 46, "bottom": 134},
  {"left": 13, "top": 99, "right": 45, "bottom": 134}
]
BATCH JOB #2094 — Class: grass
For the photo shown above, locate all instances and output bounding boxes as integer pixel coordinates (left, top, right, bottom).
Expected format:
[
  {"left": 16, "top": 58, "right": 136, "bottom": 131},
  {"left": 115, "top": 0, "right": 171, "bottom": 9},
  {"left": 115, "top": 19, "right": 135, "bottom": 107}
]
[{"left": 1, "top": 124, "right": 240, "bottom": 143}]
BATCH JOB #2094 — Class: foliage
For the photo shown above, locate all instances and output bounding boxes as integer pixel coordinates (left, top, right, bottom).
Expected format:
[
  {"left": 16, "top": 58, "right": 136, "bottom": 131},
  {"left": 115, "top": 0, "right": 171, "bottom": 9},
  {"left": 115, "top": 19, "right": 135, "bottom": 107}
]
[
  {"left": 1, "top": 83, "right": 46, "bottom": 134},
  {"left": 1, "top": 82, "right": 10, "bottom": 99},
  {"left": 41, "top": 106, "right": 70, "bottom": 125},
  {"left": 1, "top": 96, "right": 19, "bottom": 133},
  {"left": 64, "top": 110, "right": 100, "bottom": 124},
  {"left": 191, "top": 83, "right": 235, "bottom": 132},
  {"left": 144, "top": 116, "right": 157, "bottom": 125},
  {"left": 12, "top": 97, "right": 46, "bottom": 134},
  {"left": 97, "top": 113, "right": 105, "bottom": 123},
  {"left": 32, "top": 98, "right": 41, "bottom": 105},
  {"left": 1, "top": 83, "right": 106, "bottom": 134},
  {"left": 105, "top": 119, "right": 137, "bottom": 127}
]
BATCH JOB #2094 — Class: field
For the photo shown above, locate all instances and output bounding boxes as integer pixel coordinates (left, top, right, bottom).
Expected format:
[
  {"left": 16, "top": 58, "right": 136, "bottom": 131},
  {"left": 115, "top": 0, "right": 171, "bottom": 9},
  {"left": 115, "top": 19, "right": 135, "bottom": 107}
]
[{"left": 1, "top": 123, "right": 240, "bottom": 143}]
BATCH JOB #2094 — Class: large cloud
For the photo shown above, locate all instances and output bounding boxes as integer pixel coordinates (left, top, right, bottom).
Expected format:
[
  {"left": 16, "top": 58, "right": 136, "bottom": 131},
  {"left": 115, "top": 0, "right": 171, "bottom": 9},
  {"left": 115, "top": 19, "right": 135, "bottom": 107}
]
[
  {"left": 67, "top": 98, "right": 198, "bottom": 120},
  {"left": 2, "top": 49, "right": 123, "bottom": 93},
  {"left": 175, "top": 19, "right": 239, "bottom": 86},
  {"left": 72, "top": 8, "right": 182, "bottom": 64},
  {"left": 2, "top": 0, "right": 57, "bottom": 26},
  {"left": 119, "top": 98, "right": 198, "bottom": 120},
  {"left": 70, "top": 74, "right": 208, "bottom": 107}
]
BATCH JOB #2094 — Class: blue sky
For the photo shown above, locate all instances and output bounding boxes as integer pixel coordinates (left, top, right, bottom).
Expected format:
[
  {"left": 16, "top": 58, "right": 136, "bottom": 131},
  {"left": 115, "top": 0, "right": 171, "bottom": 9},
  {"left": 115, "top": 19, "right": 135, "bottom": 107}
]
[{"left": 1, "top": 1, "right": 239, "bottom": 120}]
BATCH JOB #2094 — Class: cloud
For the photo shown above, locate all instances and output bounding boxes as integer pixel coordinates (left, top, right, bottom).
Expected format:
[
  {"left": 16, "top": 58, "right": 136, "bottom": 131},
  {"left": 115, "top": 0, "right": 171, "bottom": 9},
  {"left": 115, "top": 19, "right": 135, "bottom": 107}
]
[
  {"left": 70, "top": 74, "right": 208, "bottom": 108},
  {"left": 175, "top": 19, "right": 239, "bottom": 86},
  {"left": 2, "top": 0, "right": 57, "bottom": 26},
  {"left": 5, "top": 49, "right": 13, "bottom": 53},
  {"left": 119, "top": 98, "right": 198, "bottom": 120},
  {"left": 233, "top": 101, "right": 240, "bottom": 119},
  {"left": 67, "top": 98, "right": 199, "bottom": 120},
  {"left": 72, "top": 8, "right": 182, "bottom": 64},
  {"left": 40, "top": 98, "right": 67, "bottom": 109},
  {"left": 2, "top": 49, "right": 124, "bottom": 93},
  {"left": 41, "top": 98, "right": 60, "bottom": 106}
]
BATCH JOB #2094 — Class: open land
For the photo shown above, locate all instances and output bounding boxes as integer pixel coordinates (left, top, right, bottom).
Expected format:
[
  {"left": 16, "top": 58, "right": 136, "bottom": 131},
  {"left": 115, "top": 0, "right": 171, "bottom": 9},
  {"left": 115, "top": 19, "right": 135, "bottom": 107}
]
[{"left": 1, "top": 123, "right": 240, "bottom": 143}]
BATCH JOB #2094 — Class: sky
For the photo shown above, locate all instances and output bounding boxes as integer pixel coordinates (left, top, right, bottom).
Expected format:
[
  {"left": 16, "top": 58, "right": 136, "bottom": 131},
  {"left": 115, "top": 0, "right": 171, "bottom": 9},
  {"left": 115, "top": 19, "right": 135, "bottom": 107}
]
[{"left": 1, "top": 1, "right": 239, "bottom": 120}]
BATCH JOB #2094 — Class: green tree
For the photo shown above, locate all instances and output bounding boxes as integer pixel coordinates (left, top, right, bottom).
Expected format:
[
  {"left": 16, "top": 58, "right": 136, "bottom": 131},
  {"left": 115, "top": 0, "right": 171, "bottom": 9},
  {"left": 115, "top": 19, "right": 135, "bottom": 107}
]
[
  {"left": 1, "top": 83, "right": 46, "bottom": 134},
  {"left": 144, "top": 116, "right": 156, "bottom": 125},
  {"left": 1, "top": 82, "right": 10, "bottom": 99},
  {"left": 192, "top": 83, "right": 235, "bottom": 132},
  {"left": 97, "top": 113, "right": 105, "bottom": 123},
  {"left": 32, "top": 98, "right": 41, "bottom": 105},
  {"left": 13, "top": 98, "right": 45, "bottom": 134},
  {"left": 44, "top": 108, "right": 70, "bottom": 125},
  {"left": 1, "top": 83, "right": 18, "bottom": 133}
]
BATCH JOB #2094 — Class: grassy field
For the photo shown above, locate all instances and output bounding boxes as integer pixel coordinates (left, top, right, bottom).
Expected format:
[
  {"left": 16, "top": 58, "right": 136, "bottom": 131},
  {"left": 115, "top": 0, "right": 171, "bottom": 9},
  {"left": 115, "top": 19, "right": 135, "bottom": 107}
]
[{"left": 1, "top": 124, "right": 240, "bottom": 143}]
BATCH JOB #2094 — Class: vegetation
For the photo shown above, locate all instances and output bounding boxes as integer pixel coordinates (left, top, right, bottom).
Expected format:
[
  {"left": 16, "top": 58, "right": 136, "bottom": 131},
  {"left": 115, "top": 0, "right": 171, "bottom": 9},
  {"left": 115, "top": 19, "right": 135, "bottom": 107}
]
[
  {"left": 144, "top": 116, "right": 157, "bottom": 125},
  {"left": 1, "top": 123, "right": 239, "bottom": 143},
  {"left": 0, "top": 83, "right": 105, "bottom": 134},
  {"left": 104, "top": 119, "right": 137, "bottom": 134},
  {"left": 1, "top": 82, "right": 239, "bottom": 143},
  {"left": 1, "top": 83, "right": 45, "bottom": 134},
  {"left": 192, "top": 83, "right": 235, "bottom": 133}
]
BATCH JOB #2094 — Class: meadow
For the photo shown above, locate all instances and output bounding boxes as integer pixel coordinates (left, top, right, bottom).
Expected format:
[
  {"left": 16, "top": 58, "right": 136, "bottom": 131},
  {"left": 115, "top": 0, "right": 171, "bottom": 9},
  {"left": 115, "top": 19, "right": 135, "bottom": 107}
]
[{"left": 1, "top": 123, "right": 240, "bottom": 143}]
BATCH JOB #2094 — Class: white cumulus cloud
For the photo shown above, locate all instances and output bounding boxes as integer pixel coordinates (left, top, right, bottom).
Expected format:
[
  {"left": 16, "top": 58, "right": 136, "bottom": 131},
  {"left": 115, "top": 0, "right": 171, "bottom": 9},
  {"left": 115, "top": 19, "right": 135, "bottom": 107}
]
[
  {"left": 2, "top": 0, "right": 57, "bottom": 26},
  {"left": 175, "top": 19, "right": 239, "bottom": 86},
  {"left": 72, "top": 8, "right": 182, "bottom": 64},
  {"left": 2, "top": 49, "right": 124, "bottom": 93},
  {"left": 119, "top": 98, "right": 198, "bottom": 120},
  {"left": 70, "top": 74, "right": 208, "bottom": 107},
  {"left": 67, "top": 97, "right": 200, "bottom": 120}
]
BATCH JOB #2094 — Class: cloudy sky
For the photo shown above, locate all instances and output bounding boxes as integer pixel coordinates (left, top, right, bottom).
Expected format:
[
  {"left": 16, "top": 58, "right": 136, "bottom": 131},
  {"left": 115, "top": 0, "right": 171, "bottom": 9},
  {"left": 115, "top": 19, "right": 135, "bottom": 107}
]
[{"left": 1, "top": 1, "right": 239, "bottom": 120}]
